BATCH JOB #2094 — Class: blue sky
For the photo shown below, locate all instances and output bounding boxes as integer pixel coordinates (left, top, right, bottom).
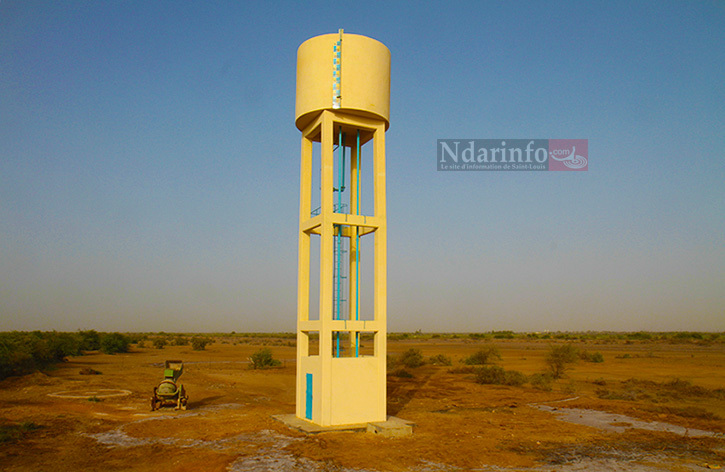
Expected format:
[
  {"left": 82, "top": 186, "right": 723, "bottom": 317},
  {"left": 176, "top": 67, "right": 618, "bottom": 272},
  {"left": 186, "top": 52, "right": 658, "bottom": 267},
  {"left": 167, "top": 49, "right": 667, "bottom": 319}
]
[{"left": 1, "top": 1, "right": 723, "bottom": 333}]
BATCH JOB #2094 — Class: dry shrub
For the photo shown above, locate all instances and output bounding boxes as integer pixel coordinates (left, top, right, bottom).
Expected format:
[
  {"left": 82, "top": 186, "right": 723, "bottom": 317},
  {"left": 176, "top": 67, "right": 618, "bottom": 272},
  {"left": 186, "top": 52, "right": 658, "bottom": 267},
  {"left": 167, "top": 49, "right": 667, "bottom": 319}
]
[
  {"left": 579, "top": 350, "right": 604, "bottom": 363},
  {"left": 474, "top": 366, "right": 527, "bottom": 386},
  {"left": 545, "top": 344, "right": 579, "bottom": 378},
  {"left": 530, "top": 373, "right": 554, "bottom": 391},
  {"left": 657, "top": 406, "right": 721, "bottom": 421},
  {"left": 449, "top": 365, "right": 476, "bottom": 374},
  {"left": 390, "top": 368, "right": 413, "bottom": 378},
  {"left": 596, "top": 378, "right": 720, "bottom": 403},
  {"left": 0, "top": 421, "right": 41, "bottom": 444},
  {"left": 428, "top": 354, "right": 452, "bottom": 366},
  {"left": 663, "top": 378, "right": 710, "bottom": 398},
  {"left": 463, "top": 346, "right": 501, "bottom": 365},
  {"left": 100, "top": 333, "right": 130, "bottom": 355},
  {"left": 399, "top": 348, "right": 425, "bottom": 368},
  {"left": 191, "top": 337, "right": 212, "bottom": 351},
  {"left": 249, "top": 348, "right": 281, "bottom": 369}
]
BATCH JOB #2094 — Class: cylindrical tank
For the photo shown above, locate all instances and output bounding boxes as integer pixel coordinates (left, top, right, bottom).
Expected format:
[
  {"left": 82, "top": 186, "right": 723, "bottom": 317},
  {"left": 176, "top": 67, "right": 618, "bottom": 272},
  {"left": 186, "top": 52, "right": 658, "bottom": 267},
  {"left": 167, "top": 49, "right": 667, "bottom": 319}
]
[{"left": 295, "top": 32, "right": 390, "bottom": 131}]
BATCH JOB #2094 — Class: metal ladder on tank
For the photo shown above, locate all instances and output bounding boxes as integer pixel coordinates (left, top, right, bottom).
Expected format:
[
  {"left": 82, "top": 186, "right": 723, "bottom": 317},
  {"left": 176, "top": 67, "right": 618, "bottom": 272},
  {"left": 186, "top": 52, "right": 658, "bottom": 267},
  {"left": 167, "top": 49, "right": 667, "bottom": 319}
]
[{"left": 332, "top": 129, "right": 347, "bottom": 357}]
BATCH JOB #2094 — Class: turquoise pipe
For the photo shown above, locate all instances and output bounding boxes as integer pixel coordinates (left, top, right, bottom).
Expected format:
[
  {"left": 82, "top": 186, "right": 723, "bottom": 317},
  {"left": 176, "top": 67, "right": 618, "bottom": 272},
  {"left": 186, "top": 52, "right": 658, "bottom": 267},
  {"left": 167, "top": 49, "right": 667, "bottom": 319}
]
[
  {"left": 355, "top": 129, "right": 361, "bottom": 357},
  {"left": 335, "top": 127, "right": 345, "bottom": 358}
]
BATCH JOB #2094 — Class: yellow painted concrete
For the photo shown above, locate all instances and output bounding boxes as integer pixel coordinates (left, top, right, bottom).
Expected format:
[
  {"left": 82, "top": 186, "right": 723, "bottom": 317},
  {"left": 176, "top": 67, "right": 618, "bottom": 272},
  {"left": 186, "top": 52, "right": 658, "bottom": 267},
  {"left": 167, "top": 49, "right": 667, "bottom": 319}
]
[
  {"left": 295, "top": 31, "right": 390, "bottom": 427},
  {"left": 295, "top": 31, "right": 390, "bottom": 132}
]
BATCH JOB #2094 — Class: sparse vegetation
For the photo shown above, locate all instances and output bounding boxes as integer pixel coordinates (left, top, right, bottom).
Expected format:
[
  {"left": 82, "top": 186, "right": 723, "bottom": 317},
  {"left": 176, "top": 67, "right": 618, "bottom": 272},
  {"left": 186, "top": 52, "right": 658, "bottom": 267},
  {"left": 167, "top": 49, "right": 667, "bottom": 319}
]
[
  {"left": 654, "top": 406, "right": 721, "bottom": 421},
  {"left": 390, "top": 368, "right": 413, "bottom": 378},
  {"left": 595, "top": 378, "right": 724, "bottom": 403},
  {"left": 191, "top": 337, "right": 212, "bottom": 351},
  {"left": 562, "top": 381, "right": 577, "bottom": 394},
  {"left": 0, "top": 332, "right": 82, "bottom": 380},
  {"left": 492, "top": 331, "right": 515, "bottom": 339},
  {"left": 385, "top": 331, "right": 725, "bottom": 344},
  {"left": 100, "top": 333, "right": 130, "bottom": 355},
  {"left": 474, "top": 366, "right": 527, "bottom": 386},
  {"left": 78, "top": 330, "right": 101, "bottom": 351},
  {"left": 0, "top": 331, "right": 139, "bottom": 380},
  {"left": 545, "top": 344, "right": 579, "bottom": 378},
  {"left": 249, "top": 348, "right": 281, "bottom": 369},
  {"left": 579, "top": 350, "right": 604, "bottom": 363},
  {"left": 594, "top": 378, "right": 724, "bottom": 422},
  {"left": 0, "top": 330, "right": 724, "bottom": 470},
  {"left": 530, "top": 372, "right": 554, "bottom": 391},
  {"left": 79, "top": 368, "right": 101, "bottom": 375},
  {"left": 399, "top": 348, "right": 425, "bottom": 368},
  {"left": 448, "top": 365, "right": 476, "bottom": 374},
  {"left": 463, "top": 346, "right": 501, "bottom": 365},
  {"left": 428, "top": 354, "right": 452, "bottom": 366},
  {"left": 0, "top": 421, "right": 41, "bottom": 444}
]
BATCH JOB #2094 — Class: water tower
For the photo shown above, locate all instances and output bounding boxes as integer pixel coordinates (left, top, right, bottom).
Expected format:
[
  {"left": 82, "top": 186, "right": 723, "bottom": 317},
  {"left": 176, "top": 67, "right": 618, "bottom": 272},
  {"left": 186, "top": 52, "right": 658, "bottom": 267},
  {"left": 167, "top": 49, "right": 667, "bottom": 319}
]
[{"left": 294, "top": 30, "right": 390, "bottom": 427}]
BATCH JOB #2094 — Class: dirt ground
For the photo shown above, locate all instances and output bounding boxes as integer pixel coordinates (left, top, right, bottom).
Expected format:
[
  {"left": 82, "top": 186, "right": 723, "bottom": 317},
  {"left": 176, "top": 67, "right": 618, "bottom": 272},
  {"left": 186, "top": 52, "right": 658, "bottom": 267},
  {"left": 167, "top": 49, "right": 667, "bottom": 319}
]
[{"left": 1, "top": 337, "right": 724, "bottom": 471}]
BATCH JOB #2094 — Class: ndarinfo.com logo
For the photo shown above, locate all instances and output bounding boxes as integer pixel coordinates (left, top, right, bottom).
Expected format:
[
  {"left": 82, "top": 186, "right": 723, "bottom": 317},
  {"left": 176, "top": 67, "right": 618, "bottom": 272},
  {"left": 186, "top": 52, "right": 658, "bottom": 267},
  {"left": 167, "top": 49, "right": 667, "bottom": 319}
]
[{"left": 437, "top": 139, "right": 588, "bottom": 171}]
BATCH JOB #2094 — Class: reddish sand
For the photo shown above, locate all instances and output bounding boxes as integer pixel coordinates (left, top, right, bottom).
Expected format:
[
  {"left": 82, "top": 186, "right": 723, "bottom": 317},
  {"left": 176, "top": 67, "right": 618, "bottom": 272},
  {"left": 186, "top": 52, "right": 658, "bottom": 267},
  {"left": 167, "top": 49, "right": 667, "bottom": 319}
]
[{"left": 1, "top": 337, "right": 723, "bottom": 471}]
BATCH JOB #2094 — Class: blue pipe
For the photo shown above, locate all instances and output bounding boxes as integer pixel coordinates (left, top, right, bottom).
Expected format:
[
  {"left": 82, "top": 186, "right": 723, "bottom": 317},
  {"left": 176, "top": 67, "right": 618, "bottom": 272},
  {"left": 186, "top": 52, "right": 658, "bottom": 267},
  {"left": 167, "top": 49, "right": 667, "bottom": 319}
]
[
  {"left": 335, "top": 127, "right": 345, "bottom": 358},
  {"left": 355, "top": 129, "right": 361, "bottom": 357}
]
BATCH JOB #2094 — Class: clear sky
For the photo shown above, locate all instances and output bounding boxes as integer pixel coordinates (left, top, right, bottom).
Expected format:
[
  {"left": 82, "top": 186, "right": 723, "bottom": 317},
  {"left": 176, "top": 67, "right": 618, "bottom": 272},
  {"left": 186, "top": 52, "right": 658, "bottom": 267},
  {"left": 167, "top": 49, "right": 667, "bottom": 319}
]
[{"left": 1, "top": 1, "right": 723, "bottom": 333}]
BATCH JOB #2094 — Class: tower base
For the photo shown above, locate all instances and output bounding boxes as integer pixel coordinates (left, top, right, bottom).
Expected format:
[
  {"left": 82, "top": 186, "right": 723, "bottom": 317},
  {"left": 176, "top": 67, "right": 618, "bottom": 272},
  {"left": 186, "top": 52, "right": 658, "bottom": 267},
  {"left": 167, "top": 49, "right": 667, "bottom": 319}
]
[
  {"left": 272, "top": 414, "right": 413, "bottom": 437},
  {"left": 366, "top": 416, "right": 414, "bottom": 437}
]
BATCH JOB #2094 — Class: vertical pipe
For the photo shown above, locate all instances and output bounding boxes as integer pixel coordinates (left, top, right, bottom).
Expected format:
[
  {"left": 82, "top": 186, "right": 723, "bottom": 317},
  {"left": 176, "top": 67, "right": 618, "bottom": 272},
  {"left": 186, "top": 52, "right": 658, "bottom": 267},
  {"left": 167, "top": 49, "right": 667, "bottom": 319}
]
[
  {"left": 335, "top": 126, "right": 343, "bottom": 357},
  {"left": 355, "top": 129, "right": 361, "bottom": 357},
  {"left": 341, "top": 136, "right": 346, "bottom": 193},
  {"left": 347, "top": 135, "right": 358, "bottom": 357}
]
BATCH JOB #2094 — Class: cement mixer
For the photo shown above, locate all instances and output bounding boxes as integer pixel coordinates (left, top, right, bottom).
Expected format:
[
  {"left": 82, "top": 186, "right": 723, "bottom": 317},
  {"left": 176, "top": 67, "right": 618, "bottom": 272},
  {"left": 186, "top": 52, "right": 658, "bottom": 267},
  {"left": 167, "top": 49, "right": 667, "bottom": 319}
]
[{"left": 151, "top": 360, "right": 188, "bottom": 411}]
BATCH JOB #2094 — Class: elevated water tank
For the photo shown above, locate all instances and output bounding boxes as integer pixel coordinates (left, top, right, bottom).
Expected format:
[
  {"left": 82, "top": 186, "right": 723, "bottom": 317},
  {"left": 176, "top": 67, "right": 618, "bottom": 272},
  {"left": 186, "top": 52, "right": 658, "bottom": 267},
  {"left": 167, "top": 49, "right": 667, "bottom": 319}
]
[{"left": 295, "top": 31, "right": 390, "bottom": 131}]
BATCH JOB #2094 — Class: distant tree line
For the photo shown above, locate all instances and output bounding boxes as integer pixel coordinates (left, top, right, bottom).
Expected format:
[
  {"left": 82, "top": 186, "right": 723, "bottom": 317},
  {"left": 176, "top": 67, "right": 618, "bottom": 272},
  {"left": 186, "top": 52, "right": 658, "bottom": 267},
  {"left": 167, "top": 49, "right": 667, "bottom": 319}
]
[
  {"left": 0, "top": 331, "right": 133, "bottom": 380},
  {"left": 387, "top": 331, "right": 724, "bottom": 343}
]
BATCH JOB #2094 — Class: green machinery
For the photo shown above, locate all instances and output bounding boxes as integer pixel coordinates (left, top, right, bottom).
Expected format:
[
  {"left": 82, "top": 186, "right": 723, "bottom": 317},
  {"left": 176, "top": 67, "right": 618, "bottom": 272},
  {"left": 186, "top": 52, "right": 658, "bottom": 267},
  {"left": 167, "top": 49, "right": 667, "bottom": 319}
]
[{"left": 151, "top": 360, "right": 188, "bottom": 411}]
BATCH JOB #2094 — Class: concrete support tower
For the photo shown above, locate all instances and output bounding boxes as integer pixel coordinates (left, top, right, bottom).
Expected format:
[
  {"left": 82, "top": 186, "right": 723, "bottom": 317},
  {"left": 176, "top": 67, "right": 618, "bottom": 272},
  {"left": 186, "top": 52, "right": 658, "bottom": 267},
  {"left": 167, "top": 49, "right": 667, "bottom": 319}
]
[{"left": 294, "top": 30, "right": 390, "bottom": 426}]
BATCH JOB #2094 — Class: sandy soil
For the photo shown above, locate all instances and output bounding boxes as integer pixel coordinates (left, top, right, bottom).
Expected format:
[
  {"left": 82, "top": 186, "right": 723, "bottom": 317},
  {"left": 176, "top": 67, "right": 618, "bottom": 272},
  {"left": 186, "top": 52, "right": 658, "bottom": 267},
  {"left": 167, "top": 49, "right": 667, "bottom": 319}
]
[{"left": 1, "top": 337, "right": 723, "bottom": 471}]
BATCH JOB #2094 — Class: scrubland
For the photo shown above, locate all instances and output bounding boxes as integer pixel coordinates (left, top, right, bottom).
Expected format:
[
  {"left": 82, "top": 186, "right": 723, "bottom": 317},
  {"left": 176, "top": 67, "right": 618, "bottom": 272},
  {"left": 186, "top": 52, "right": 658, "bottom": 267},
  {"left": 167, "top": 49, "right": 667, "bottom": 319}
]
[{"left": 1, "top": 331, "right": 723, "bottom": 471}]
